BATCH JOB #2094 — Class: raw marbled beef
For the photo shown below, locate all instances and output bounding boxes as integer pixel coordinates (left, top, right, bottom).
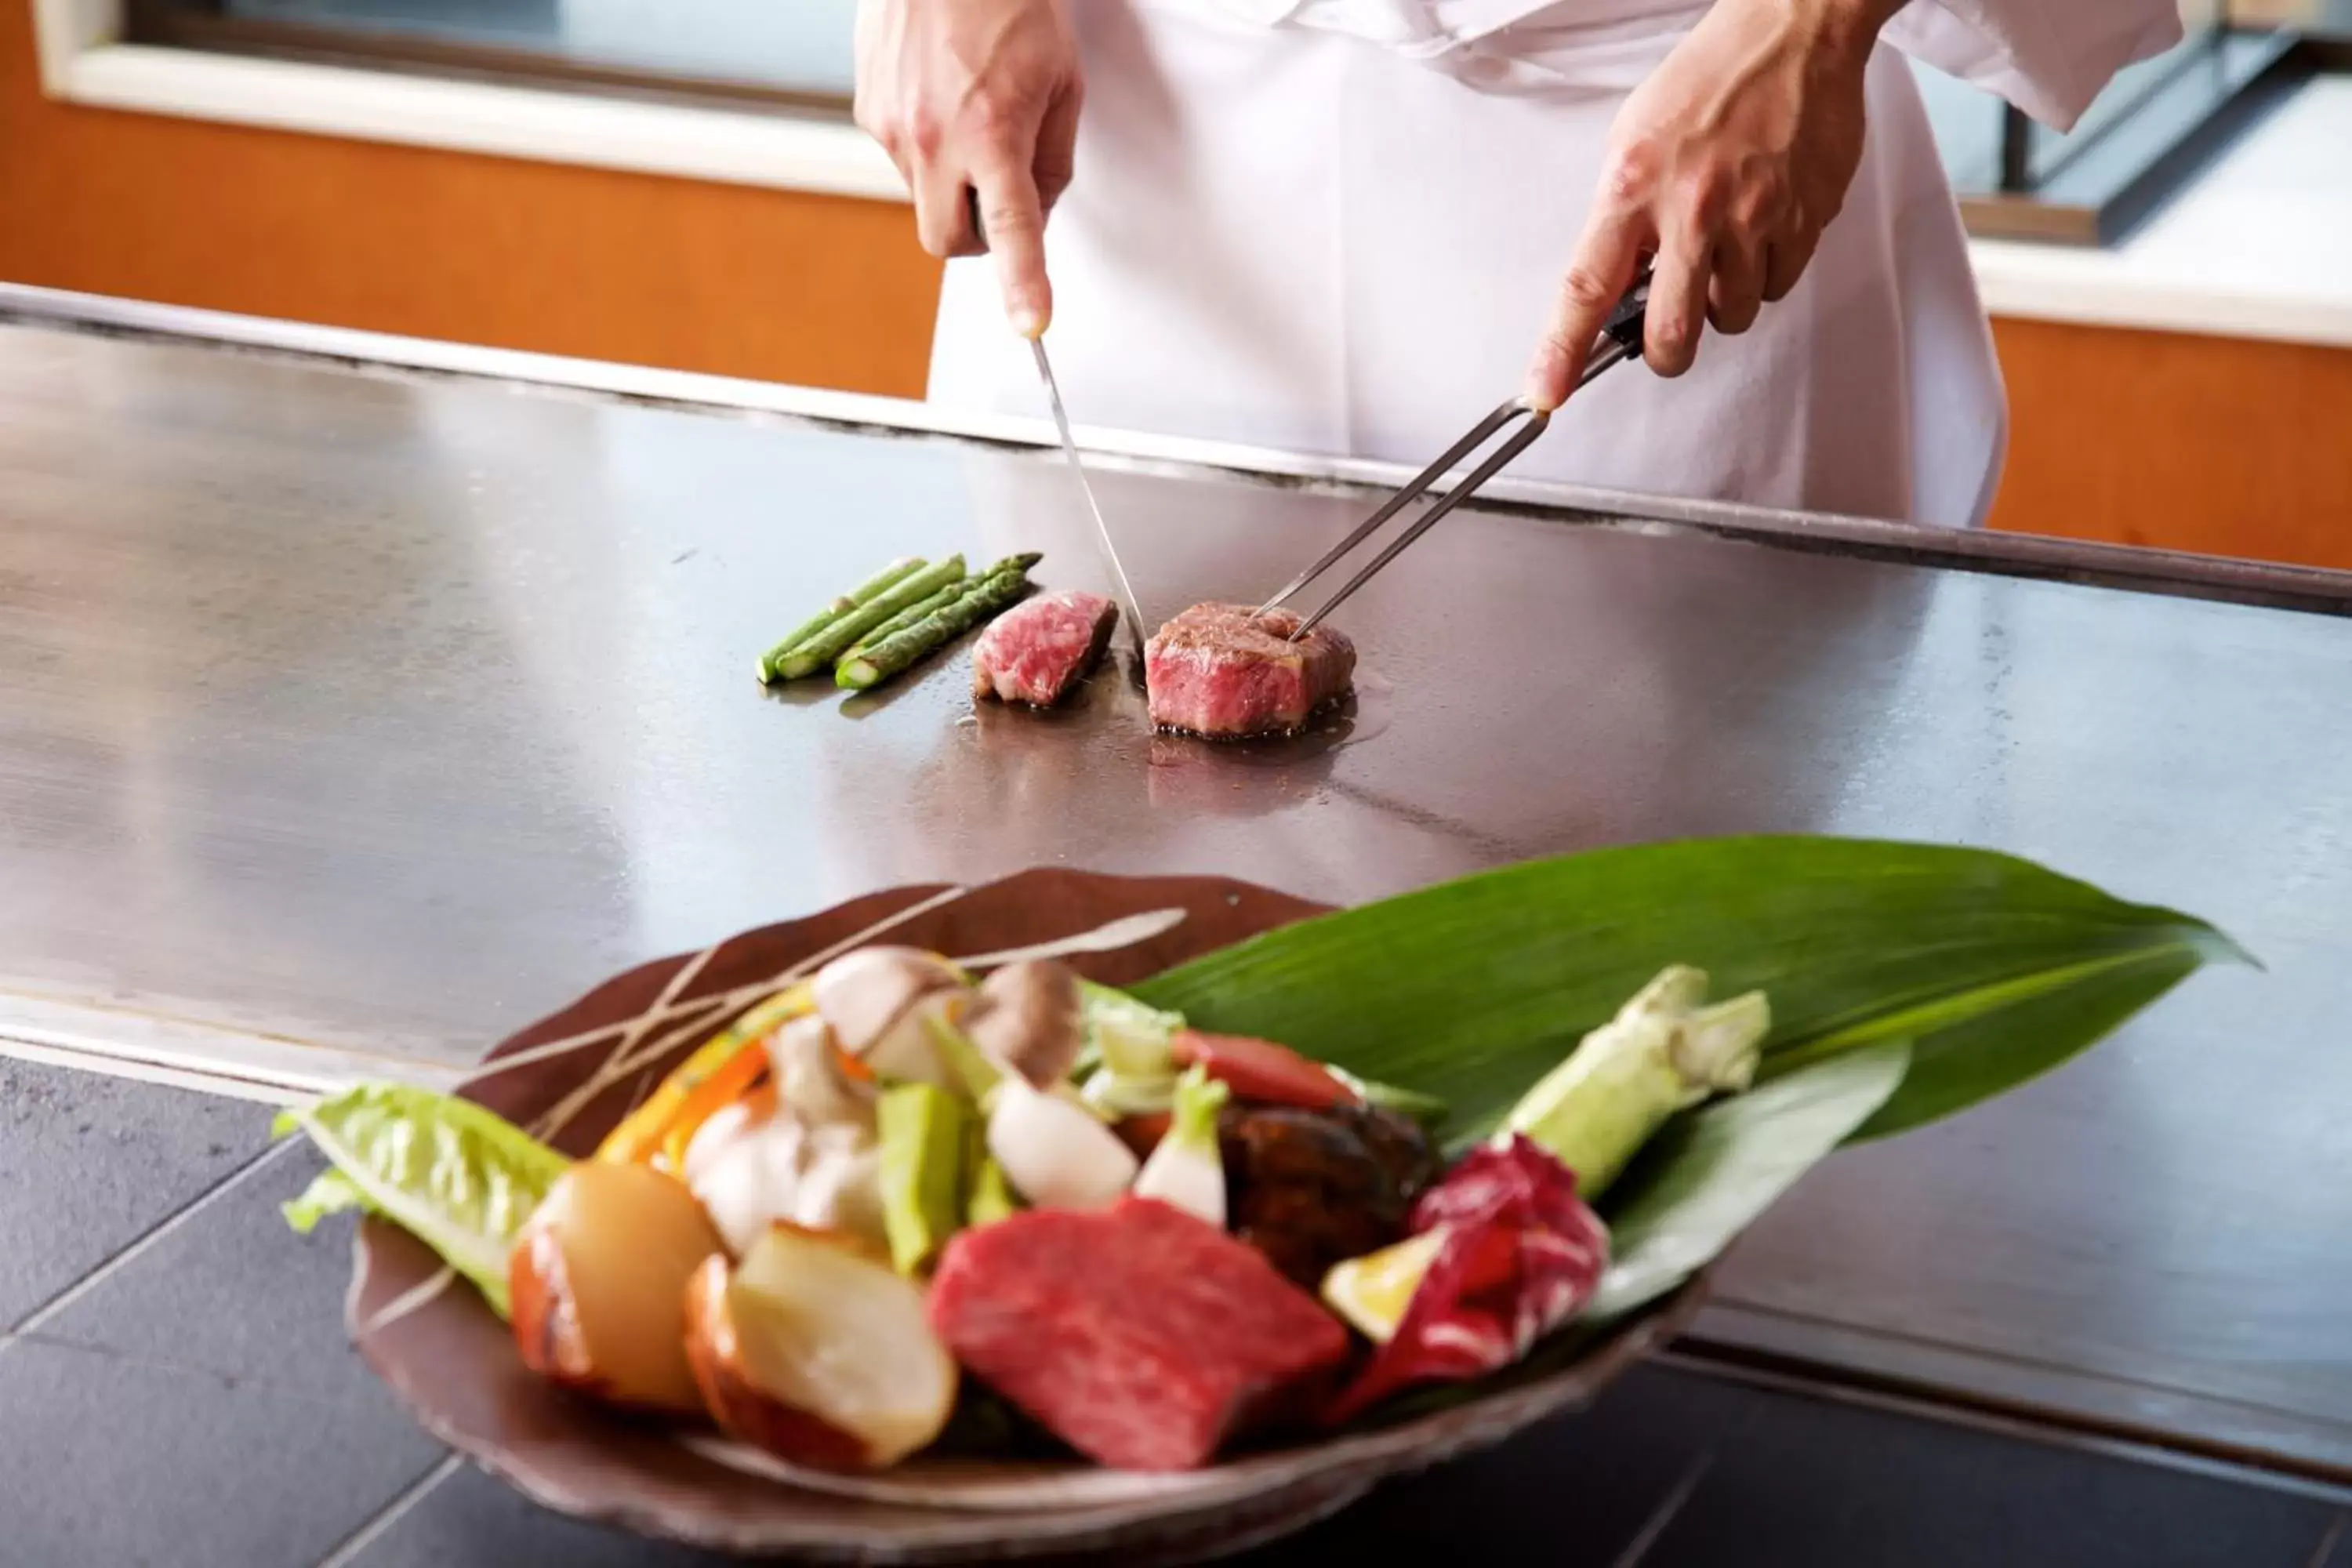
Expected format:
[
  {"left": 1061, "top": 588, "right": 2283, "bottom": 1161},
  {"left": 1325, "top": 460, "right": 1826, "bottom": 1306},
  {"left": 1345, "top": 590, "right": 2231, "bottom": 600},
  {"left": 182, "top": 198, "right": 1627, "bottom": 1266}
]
[
  {"left": 926, "top": 1196, "right": 1351, "bottom": 1471},
  {"left": 1144, "top": 604, "right": 1356, "bottom": 739},
  {"left": 971, "top": 590, "right": 1118, "bottom": 708}
]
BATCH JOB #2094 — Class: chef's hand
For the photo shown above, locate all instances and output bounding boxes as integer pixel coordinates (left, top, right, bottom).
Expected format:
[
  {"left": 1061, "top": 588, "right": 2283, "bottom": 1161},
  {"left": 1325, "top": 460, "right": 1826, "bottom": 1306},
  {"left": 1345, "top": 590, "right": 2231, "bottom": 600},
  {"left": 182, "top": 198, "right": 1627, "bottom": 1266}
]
[
  {"left": 854, "top": 0, "right": 1083, "bottom": 339},
  {"left": 1524, "top": 0, "right": 1903, "bottom": 408}
]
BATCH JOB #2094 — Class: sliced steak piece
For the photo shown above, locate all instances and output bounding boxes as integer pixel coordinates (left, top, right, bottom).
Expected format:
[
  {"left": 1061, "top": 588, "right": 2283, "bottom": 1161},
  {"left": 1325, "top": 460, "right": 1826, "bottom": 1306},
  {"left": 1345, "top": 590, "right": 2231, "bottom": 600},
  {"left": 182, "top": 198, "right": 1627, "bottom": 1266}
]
[
  {"left": 971, "top": 590, "right": 1118, "bottom": 708},
  {"left": 927, "top": 1196, "right": 1352, "bottom": 1471},
  {"left": 1145, "top": 603, "right": 1356, "bottom": 739}
]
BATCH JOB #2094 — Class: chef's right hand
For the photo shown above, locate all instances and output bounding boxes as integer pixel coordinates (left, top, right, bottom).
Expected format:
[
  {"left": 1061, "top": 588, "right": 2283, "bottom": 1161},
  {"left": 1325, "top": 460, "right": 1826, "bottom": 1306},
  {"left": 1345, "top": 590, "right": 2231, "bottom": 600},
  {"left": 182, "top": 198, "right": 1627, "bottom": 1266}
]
[{"left": 854, "top": 0, "right": 1083, "bottom": 340}]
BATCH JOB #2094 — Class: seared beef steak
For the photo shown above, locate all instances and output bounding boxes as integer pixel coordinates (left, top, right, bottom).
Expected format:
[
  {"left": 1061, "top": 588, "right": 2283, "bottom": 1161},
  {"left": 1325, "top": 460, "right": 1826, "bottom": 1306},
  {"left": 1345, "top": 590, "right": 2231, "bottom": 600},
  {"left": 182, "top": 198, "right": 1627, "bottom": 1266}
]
[
  {"left": 1145, "top": 603, "right": 1356, "bottom": 738},
  {"left": 971, "top": 590, "right": 1117, "bottom": 708}
]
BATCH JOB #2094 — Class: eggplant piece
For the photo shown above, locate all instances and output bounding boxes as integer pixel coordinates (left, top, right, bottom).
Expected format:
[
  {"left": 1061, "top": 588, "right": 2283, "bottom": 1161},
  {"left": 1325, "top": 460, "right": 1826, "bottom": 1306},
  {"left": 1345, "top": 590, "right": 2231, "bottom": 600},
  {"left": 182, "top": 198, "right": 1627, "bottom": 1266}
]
[{"left": 1218, "top": 1102, "right": 1442, "bottom": 1290}]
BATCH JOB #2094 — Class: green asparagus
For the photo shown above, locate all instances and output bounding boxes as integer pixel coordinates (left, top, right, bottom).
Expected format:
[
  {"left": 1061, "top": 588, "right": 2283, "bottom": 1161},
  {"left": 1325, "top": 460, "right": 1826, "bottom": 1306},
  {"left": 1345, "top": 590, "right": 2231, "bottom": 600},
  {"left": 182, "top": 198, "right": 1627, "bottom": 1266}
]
[
  {"left": 846, "top": 578, "right": 975, "bottom": 659},
  {"left": 985, "top": 550, "right": 1046, "bottom": 578},
  {"left": 848, "top": 556, "right": 1043, "bottom": 660},
  {"left": 758, "top": 557, "right": 924, "bottom": 684},
  {"left": 776, "top": 555, "right": 966, "bottom": 681},
  {"left": 877, "top": 1081, "right": 972, "bottom": 1277},
  {"left": 835, "top": 566, "right": 1033, "bottom": 691}
]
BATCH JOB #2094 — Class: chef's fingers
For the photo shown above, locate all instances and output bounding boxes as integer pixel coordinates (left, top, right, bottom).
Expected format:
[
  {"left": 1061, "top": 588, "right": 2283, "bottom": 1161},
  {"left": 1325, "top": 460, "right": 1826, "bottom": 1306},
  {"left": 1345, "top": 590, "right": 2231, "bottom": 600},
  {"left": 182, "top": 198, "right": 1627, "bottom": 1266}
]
[
  {"left": 1525, "top": 205, "right": 1648, "bottom": 412},
  {"left": 1762, "top": 224, "right": 1820, "bottom": 303},
  {"left": 1645, "top": 234, "right": 1710, "bottom": 377},
  {"left": 1707, "top": 240, "right": 1766, "bottom": 336},
  {"left": 971, "top": 154, "right": 1054, "bottom": 339},
  {"left": 1033, "top": 78, "right": 1083, "bottom": 220},
  {"left": 915, "top": 161, "right": 982, "bottom": 260}
]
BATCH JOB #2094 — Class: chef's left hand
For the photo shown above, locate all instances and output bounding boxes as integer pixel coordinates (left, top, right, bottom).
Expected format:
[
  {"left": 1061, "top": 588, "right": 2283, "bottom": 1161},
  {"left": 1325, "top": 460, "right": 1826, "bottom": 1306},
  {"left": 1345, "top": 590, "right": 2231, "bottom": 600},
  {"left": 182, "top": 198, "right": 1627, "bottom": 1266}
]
[{"left": 1524, "top": 0, "right": 1904, "bottom": 409}]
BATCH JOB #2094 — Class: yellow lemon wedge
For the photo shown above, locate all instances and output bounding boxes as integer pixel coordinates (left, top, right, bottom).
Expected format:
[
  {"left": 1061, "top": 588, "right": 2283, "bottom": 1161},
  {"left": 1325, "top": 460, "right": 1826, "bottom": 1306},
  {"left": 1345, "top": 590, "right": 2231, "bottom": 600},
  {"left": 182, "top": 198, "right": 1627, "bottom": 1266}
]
[{"left": 1319, "top": 1229, "right": 1448, "bottom": 1345}]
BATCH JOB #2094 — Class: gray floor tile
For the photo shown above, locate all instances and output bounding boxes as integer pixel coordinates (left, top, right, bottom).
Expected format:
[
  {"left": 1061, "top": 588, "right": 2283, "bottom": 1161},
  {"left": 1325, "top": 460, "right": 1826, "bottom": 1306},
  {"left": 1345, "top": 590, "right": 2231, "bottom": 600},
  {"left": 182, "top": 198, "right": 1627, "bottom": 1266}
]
[
  {"left": 38, "top": 1138, "right": 394, "bottom": 1407},
  {"left": 1643, "top": 1374, "right": 2335, "bottom": 1568},
  {"left": 0, "top": 1335, "right": 442, "bottom": 1568},
  {"left": 0, "top": 1059, "right": 274, "bottom": 1327}
]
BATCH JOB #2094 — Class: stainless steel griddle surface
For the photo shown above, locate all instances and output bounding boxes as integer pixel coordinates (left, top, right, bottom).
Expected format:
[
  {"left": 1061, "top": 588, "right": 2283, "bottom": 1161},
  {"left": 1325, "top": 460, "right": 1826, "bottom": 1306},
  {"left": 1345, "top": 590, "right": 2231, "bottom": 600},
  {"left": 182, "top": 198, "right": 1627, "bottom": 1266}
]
[{"left": 4, "top": 310, "right": 2350, "bottom": 1484}]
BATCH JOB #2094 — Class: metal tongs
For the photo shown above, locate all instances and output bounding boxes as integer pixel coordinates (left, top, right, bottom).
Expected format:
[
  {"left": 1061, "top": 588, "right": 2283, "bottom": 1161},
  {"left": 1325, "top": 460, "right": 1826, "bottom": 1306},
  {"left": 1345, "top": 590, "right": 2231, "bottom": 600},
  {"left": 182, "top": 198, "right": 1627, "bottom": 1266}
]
[{"left": 1257, "top": 273, "right": 1653, "bottom": 640}]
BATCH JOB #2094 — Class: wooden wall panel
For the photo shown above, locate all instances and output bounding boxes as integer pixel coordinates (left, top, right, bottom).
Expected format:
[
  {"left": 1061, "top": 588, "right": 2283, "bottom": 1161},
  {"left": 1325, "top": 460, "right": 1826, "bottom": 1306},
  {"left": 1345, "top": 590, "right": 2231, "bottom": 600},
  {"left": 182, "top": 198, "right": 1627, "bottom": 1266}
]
[
  {"left": 1987, "top": 317, "right": 2352, "bottom": 571},
  {"left": 0, "top": 8, "right": 945, "bottom": 395}
]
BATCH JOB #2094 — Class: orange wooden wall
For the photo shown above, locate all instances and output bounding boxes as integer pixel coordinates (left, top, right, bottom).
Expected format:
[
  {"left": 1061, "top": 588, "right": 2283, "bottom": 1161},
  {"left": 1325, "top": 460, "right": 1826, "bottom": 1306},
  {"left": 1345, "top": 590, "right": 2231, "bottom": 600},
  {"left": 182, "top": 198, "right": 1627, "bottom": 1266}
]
[
  {"left": 0, "top": 5, "right": 943, "bottom": 396},
  {"left": 1987, "top": 317, "right": 2352, "bottom": 571},
  {"left": 3, "top": 4, "right": 2344, "bottom": 568}
]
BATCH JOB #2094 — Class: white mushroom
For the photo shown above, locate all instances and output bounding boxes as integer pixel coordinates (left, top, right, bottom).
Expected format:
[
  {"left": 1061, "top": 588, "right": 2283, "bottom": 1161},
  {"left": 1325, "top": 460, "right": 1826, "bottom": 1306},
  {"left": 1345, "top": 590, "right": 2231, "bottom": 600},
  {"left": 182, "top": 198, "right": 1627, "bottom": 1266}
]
[
  {"left": 811, "top": 947, "right": 970, "bottom": 1087},
  {"left": 869, "top": 989, "right": 977, "bottom": 1089},
  {"left": 688, "top": 1115, "right": 888, "bottom": 1258},
  {"left": 985, "top": 1077, "right": 1138, "bottom": 1211},
  {"left": 964, "top": 960, "right": 1086, "bottom": 1089},
  {"left": 768, "top": 1014, "right": 876, "bottom": 1132}
]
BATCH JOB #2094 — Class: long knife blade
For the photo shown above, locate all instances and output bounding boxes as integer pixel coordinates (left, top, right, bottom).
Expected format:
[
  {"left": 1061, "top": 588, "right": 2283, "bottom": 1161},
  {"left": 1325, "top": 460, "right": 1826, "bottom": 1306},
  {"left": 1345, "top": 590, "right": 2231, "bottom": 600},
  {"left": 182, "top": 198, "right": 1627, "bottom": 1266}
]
[
  {"left": 1031, "top": 338, "right": 1149, "bottom": 662},
  {"left": 960, "top": 186, "right": 1149, "bottom": 661}
]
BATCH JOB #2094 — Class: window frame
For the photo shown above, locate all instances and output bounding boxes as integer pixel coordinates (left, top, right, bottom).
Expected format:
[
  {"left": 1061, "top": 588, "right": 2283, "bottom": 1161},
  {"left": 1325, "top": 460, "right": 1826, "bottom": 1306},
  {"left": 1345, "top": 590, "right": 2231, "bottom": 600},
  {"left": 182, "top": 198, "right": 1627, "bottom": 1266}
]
[{"left": 120, "top": 0, "right": 855, "bottom": 117}]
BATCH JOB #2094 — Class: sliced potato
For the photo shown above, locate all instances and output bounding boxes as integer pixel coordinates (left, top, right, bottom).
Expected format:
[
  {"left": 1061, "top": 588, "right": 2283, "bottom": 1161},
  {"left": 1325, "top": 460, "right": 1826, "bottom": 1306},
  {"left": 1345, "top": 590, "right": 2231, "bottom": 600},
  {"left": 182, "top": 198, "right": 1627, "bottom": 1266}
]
[
  {"left": 683, "top": 1225, "right": 957, "bottom": 1471},
  {"left": 509, "top": 1162, "right": 723, "bottom": 1417}
]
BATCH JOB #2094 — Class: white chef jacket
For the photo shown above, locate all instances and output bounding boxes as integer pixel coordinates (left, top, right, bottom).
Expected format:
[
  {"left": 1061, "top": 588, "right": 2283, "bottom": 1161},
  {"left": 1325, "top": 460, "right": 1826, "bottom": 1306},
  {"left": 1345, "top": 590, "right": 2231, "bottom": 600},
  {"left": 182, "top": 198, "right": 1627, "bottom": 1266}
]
[{"left": 925, "top": 0, "right": 2182, "bottom": 531}]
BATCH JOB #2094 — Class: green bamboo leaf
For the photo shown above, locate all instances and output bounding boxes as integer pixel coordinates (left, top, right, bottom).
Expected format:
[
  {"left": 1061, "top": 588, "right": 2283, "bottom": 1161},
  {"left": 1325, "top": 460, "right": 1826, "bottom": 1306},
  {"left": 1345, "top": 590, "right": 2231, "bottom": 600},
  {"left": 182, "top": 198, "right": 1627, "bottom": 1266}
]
[
  {"left": 1134, "top": 837, "right": 2245, "bottom": 1152},
  {"left": 1588, "top": 1039, "right": 1911, "bottom": 1323}
]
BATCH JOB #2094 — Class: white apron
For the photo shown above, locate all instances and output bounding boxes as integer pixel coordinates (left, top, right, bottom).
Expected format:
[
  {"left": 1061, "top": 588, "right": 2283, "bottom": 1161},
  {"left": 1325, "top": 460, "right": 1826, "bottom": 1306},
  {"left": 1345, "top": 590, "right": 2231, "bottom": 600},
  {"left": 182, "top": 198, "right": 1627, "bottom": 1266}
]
[{"left": 926, "top": 0, "right": 2181, "bottom": 530}]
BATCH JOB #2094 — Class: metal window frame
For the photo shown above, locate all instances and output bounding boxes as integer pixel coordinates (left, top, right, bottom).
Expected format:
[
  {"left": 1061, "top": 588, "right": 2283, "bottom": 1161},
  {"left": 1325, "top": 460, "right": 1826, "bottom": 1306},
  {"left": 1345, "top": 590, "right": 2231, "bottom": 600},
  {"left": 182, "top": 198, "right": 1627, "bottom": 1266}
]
[{"left": 1956, "top": 22, "right": 2321, "bottom": 244}]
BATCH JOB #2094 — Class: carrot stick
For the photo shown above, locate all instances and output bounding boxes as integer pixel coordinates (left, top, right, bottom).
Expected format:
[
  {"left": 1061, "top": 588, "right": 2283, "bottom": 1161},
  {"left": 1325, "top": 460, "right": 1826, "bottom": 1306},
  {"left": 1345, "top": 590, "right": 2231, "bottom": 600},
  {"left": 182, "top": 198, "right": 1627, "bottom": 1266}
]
[{"left": 660, "top": 1050, "right": 771, "bottom": 1173}]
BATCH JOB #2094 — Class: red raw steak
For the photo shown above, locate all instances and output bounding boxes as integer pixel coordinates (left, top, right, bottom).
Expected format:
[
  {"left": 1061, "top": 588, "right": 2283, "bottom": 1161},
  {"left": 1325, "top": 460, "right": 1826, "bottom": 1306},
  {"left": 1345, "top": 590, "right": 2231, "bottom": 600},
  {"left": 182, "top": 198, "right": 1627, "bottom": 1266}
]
[
  {"left": 1145, "top": 604, "right": 1356, "bottom": 739},
  {"left": 926, "top": 1196, "right": 1352, "bottom": 1472},
  {"left": 971, "top": 590, "right": 1117, "bottom": 708}
]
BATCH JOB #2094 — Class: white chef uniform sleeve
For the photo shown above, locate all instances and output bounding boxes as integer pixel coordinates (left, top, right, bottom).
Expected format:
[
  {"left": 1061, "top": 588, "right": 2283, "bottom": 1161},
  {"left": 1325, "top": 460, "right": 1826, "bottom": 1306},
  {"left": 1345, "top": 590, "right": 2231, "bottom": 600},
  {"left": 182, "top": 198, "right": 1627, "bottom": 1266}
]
[{"left": 1883, "top": 1, "right": 2187, "bottom": 130}]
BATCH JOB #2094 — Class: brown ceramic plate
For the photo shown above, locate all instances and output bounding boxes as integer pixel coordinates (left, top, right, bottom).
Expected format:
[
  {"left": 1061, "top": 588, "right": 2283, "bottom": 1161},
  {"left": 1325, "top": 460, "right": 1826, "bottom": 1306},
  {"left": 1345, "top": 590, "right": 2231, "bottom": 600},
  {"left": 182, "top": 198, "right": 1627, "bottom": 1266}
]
[{"left": 346, "top": 869, "right": 1706, "bottom": 1564}]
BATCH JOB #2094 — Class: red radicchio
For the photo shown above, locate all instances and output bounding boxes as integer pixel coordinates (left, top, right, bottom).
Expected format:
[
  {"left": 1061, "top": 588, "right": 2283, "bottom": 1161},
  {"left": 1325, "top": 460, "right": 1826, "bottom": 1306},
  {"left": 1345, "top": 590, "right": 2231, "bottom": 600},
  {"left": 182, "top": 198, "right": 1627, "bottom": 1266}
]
[{"left": 1323, "top": 1135, "right": 1609, "bottom": 1425}]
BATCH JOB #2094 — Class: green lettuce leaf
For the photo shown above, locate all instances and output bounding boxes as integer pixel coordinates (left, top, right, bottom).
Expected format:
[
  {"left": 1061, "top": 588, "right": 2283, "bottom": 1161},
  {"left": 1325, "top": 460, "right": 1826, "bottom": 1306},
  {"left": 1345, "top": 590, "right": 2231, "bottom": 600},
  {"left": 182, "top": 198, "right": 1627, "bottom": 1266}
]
[
  {"left": 272, "top": 1081, "right": 571, "bottom": 1319},
  {"left": 281, "top": 1168, "right": 368, "bottom": 1234}
]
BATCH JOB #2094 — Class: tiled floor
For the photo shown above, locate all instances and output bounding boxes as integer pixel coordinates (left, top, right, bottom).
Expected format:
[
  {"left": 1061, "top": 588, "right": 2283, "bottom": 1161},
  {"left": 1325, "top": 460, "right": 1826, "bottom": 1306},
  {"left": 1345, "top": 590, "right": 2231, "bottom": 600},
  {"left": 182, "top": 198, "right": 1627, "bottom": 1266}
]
[
  {"left": 3, "top": 1056, "right": 2345, "bottom": 1568},
  {"left": 0, "top": 1058, "right": 273, "bottom": 1326}
]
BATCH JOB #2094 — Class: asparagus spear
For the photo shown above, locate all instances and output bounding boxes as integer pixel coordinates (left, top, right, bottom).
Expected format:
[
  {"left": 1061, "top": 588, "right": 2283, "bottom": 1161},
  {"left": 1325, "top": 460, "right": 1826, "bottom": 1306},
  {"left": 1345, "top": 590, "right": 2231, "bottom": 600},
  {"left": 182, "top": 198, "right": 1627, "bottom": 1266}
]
[
  {"left": 845, "top": 578, "right": 975, "bottom": 660},
  {"left": 848, "top": 554, "right": 1045, "bottom": 662},
  {"left": 776, "top": 555, "right": 967, "bottom": 681},
  {"left": 836, "top": 566, "right": 1033, "bottom": 691},
  {"left": 985, "top": 550, "right": 1046, "bottom": 578},
  {"left": 758, "top": 557, "right": 924, "bottom": 684}
]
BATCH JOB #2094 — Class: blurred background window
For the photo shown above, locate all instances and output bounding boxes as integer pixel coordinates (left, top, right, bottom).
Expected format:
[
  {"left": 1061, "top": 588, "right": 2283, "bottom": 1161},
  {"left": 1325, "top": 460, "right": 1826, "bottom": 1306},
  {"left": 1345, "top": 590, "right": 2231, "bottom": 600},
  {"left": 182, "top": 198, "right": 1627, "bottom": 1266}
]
[
  {"left": 125, "top": 0, "right": 2348, "bottom": 238},
  {"left": 125, "top": 0, "right": 859, "bottom": 109},
  {"left": 1908, "top": 0, "right": 2347, "bottom": 241}
]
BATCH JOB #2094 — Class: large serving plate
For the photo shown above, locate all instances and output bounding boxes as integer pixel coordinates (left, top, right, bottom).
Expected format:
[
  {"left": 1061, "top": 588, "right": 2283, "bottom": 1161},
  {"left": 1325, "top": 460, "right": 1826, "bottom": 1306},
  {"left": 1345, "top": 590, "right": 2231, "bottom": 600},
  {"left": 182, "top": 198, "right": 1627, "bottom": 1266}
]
[{"left": 345, "top": 870, "right": 1706, "bottom": 1563}]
